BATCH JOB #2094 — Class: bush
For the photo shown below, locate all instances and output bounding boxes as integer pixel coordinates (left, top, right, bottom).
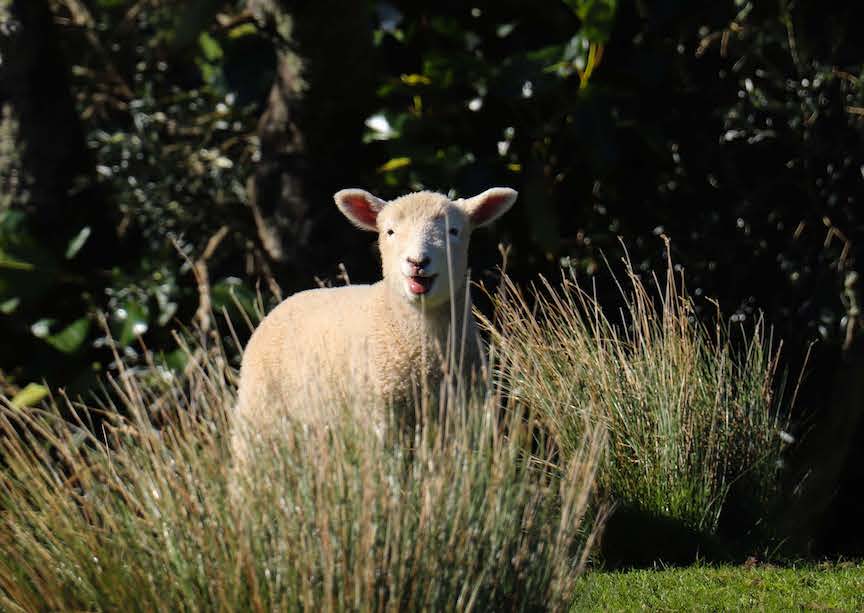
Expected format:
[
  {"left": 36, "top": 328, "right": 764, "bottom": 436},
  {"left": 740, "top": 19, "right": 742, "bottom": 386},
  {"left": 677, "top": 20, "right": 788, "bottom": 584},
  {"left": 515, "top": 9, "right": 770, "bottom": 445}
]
[
  {"left": 0, "top": 327, "right": 604, "bottom": 611},
  {"left": 483, "top": 250, "right": 788, "bottom": 539}
]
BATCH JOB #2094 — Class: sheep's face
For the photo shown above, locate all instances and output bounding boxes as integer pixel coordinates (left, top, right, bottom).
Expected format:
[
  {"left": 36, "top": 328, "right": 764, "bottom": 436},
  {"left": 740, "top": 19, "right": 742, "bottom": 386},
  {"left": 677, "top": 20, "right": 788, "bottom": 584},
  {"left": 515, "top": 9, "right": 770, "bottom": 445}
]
[
  {"left": 376, "top": 194, "right": 468, "bottom": 308},
  {"left": 335, "top": 188, "right": 518, "bottom": 308}
]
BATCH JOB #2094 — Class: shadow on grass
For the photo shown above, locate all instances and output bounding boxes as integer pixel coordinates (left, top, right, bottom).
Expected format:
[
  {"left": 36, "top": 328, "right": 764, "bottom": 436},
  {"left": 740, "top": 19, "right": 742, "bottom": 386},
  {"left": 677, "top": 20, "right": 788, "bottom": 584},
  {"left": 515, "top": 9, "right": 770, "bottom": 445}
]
[
  {"left": 599, "top": 479, "right": 784, "bottom": 569},
  {"left": 600, "top": 505, "right": 736, "bottom": 569}
]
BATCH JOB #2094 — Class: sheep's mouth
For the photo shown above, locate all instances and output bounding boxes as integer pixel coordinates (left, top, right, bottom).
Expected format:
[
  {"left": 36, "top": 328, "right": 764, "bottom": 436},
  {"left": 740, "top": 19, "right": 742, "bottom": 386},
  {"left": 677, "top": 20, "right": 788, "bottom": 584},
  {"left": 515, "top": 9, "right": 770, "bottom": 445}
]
[{"left": 407, "top": 274, "right": 437, "bottom": 295}]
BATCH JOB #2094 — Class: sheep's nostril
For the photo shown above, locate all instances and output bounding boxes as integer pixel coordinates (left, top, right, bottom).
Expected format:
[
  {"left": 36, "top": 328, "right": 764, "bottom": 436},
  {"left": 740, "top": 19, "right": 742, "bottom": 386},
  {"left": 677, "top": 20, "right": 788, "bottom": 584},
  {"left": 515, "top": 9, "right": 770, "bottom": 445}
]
[{"left": 406, "top": 256, "right": 430, "bottom": 269}]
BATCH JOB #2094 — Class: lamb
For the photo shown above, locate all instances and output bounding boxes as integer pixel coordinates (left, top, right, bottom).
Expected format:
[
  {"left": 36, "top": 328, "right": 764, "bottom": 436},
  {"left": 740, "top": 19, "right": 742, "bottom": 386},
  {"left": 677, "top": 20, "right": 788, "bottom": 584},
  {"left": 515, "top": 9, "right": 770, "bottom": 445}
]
[{"left": 232, "top": 186, "right": 517, "bottom": 443}]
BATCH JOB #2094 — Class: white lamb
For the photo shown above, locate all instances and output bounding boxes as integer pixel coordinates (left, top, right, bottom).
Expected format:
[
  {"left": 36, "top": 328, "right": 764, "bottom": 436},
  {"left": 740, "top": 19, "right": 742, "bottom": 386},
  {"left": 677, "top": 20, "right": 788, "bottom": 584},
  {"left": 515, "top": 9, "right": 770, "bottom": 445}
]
[{"left": 232, "top": 186, "right": 517, "bottom": 442}]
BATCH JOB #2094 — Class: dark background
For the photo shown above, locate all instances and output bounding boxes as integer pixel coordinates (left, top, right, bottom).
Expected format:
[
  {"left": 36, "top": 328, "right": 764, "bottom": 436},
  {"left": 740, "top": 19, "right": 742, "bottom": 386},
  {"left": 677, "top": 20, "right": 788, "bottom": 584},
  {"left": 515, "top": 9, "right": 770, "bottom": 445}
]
[{"left": 1, "top": 0, "right": 863, "bottom": 557}]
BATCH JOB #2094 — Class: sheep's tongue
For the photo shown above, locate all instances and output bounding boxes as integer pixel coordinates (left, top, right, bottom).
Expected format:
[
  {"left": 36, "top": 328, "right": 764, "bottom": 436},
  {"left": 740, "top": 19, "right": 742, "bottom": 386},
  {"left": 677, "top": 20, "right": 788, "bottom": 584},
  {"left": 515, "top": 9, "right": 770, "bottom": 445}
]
[{"left": 408, "top": 276, "right": 433, "bottom": 295}]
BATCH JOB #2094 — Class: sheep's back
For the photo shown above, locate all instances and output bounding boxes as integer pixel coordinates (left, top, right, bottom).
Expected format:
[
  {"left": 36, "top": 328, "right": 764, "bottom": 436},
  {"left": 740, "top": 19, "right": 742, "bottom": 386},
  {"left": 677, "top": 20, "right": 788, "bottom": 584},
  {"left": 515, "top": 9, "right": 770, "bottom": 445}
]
[{"left": 235, "top": 284, "right": 379, "bottom": 427}]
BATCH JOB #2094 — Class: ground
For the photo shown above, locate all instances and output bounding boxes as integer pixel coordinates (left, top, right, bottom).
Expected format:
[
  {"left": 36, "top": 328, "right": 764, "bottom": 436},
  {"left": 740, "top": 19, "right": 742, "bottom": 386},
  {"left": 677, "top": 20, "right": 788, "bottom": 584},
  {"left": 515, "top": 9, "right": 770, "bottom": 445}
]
[{"left": 573, "top": 562, "right": 864, "bottom": 611}]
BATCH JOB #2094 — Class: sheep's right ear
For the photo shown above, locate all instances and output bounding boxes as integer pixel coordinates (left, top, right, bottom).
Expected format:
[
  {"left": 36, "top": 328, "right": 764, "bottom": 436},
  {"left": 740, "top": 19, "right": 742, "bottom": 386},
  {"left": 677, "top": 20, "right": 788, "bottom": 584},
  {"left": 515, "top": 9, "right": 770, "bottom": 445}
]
[
  {"left": 334, "top": 189, "right": 387, "bottom": 232},
  {"left": 458, "top": 187, "right": 518, "bottom": 228}
]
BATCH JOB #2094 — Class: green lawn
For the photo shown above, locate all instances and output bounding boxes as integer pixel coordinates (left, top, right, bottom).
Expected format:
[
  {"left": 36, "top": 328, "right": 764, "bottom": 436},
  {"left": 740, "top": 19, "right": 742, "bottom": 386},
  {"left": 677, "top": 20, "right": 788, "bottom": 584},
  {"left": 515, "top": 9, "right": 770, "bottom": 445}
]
[{"left": 573, "top": 563, "right": 864, "bottom": 611}]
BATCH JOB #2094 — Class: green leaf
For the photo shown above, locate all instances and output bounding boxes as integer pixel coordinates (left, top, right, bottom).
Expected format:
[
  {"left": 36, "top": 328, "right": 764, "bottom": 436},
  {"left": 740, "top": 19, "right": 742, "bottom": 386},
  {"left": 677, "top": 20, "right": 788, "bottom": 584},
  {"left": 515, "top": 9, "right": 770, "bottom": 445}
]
[
  {"left": 45, "top": 318, "right": 91, "bottom": 354},
  {"left": 378, "top": 157, "right": 412, "bottom": 172},
  {"left": 114, "top": 301, "right": 150, "bottom": 346},
  {"left": 197, "top": 61, "right": 219, "bottom": 85},
  {"left": 198, "top": 32, "right": 223, "bottom": 62},
  {"left": 30, "top": 318, "right": 55, "bottom": 338},
  {"left": 161, "top": 348, "right": 189, "bottom": 372},
  {"left": 228, "top": 23, "right": 258, "bottom": 39},
  {"left": 0, "top": 209, "right": 27, "bottom": 234},
  {"left": 400, "top": 73, "right": 432, "bottom": 86},
  {"left": 212, "top": 278, "right": 256, "bottom": 317},
  {"left": 566, "top": 0, "right": 617, "bottom": 43},
  {"left": 0, "top": 297, "right": 19, "bottom": 314},
  {"left": 0, "top": 252, "right": 35, "bottom": 271},
  {"left": 496, "top": 23, "right": 516, "bottom": 38},
  {"left": 10, "top": 383, "right": 49, "bottom": 409},
  {"left": 65, "top": 226, "right": 92, "bottom": 260}
]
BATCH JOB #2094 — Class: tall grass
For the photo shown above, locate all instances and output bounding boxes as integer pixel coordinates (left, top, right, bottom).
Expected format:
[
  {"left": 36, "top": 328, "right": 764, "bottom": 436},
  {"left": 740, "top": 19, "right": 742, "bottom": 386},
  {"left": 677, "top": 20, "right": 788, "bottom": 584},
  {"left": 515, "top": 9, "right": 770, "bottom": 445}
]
[
  {"left": 482, "top": 254, "right": 787, "bottom": 535},
  {"left": 0, "top": 329, "right": 604, "bottom": 611},
  {"left": 0, "top": 253, "right": 793, "bottom": 609}
]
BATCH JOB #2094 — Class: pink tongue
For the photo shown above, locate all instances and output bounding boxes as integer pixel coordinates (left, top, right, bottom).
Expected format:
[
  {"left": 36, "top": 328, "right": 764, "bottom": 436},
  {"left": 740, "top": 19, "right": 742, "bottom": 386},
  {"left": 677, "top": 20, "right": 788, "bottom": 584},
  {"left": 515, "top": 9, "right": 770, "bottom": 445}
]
[{"left": 408, "top": 278, "right": 428, "bottom": 294}]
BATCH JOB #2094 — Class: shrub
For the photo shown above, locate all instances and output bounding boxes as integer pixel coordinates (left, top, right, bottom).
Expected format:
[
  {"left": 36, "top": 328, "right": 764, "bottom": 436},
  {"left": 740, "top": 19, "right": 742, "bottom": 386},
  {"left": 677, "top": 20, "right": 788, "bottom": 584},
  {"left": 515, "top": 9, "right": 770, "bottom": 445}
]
[{"left": 483, "top": 253, "right": 788, "bottom": 537}]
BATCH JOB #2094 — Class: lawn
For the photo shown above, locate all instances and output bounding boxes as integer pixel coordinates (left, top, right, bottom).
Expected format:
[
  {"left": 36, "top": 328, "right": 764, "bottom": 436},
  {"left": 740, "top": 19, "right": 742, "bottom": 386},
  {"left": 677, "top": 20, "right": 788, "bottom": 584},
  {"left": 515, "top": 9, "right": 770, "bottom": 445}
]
[{"left": 573, "top": 562, "right": 864, "bottom": 611}]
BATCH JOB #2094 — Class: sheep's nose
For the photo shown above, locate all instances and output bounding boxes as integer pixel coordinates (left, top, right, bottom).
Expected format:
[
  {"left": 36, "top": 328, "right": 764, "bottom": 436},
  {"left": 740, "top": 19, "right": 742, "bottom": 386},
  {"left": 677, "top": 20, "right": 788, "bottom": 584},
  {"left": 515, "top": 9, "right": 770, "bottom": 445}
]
[{"left": 406, "top": 255, "right": 430, "bottom": 269}]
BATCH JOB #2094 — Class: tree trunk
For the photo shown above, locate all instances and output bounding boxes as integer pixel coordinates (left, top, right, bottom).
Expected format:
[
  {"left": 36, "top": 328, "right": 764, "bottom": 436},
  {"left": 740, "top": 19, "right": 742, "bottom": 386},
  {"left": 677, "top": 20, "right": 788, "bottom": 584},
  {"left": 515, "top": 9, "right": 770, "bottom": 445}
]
[
  {"left": 0, "top": 0, "right": 95, "bottom": 222},
  {"left": 247, "top": 0, "right": 378, "bottom": 288}
]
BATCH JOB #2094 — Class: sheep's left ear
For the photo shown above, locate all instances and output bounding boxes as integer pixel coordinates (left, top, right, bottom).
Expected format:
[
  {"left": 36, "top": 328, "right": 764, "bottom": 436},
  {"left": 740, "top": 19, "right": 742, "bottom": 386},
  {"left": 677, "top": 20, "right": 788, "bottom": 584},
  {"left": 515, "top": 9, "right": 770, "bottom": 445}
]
[
  {"left": 457, "top": 187, "right": 518, "bottom": 228},
  {"left": 334, "top": 189, "right": 388, "bottom": 231}
]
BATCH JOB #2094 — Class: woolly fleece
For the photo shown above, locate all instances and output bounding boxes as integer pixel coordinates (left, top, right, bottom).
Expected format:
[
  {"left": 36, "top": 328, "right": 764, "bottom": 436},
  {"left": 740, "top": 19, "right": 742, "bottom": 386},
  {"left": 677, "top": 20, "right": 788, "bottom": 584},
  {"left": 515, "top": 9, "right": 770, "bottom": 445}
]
[{"left": 233, "top": 188, "right": 517, "bottom": 449}]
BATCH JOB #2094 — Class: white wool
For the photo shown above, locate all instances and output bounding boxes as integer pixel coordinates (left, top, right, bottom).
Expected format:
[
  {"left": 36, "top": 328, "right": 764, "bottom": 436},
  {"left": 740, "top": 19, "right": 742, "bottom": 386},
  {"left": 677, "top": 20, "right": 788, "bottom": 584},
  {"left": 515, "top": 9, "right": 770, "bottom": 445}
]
[{"left": 232, "top": 187, "right": 517, "bottom": 453}]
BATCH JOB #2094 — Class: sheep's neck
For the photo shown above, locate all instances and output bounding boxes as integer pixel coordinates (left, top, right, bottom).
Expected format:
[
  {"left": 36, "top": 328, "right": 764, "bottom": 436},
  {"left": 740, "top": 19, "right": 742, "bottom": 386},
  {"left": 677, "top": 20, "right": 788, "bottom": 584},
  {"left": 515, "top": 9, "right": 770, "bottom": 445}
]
[{"left": 381, "top": 281, "right": 471, "bottom": 347}]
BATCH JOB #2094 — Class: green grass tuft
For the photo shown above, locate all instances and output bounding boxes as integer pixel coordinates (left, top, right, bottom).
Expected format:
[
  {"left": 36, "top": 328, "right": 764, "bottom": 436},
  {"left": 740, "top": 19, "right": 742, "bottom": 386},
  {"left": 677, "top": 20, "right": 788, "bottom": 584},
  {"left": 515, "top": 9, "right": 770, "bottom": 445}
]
[
  {"left": 0, "top": 328, "right": 604, "bottom": 611},
  {"left": 0, "top": 258, "right": 800, "bottom": 608},
  {"left": 482, "top": 254, "right": 787, "bottom": 537}
]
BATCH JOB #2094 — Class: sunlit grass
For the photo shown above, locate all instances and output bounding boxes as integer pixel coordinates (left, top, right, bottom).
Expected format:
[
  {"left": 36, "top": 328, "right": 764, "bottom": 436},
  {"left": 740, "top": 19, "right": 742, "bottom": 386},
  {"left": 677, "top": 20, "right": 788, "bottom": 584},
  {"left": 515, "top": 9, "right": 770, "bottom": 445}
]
[
  {"left": 573, "top": 562, "right": 864, "bottom": 611},
  {"left": 0, "top": 253, "right": 795, "bottom": 609},
  {"left": 0, "top": 327, "right": 604, "bottom": 611},
  {"left": 482, "top": 251, "right": 787, "bottom": 536}
]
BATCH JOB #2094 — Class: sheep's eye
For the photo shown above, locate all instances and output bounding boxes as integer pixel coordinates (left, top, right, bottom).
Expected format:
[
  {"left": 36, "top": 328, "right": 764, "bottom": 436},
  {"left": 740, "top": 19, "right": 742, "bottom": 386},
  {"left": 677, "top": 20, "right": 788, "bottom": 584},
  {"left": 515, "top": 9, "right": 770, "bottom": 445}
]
[
  {"left": 386, "top": 229, "right": 395, "bottom": 236},
  {"left": 449, "top": 227, "right": 459, "bottom": 237}
]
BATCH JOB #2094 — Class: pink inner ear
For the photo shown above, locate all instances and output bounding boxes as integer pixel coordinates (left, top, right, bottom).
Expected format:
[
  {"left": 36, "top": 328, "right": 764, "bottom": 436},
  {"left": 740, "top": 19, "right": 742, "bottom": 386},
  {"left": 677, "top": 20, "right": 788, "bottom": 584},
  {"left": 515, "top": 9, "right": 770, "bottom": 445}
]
[
  {"left": 343, "top": 194, "right": 379, "bottom": 228},
  {"left": 471, "top": 193, "right": 510, "bottom": 225}
]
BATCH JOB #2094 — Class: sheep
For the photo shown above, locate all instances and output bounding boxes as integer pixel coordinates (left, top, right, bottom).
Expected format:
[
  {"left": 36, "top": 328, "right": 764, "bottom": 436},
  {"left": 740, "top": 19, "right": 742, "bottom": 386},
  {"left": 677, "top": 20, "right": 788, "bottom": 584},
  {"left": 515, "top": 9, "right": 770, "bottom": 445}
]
[{"left": 232, "top": 186, "right": 518, "bottom": 446}]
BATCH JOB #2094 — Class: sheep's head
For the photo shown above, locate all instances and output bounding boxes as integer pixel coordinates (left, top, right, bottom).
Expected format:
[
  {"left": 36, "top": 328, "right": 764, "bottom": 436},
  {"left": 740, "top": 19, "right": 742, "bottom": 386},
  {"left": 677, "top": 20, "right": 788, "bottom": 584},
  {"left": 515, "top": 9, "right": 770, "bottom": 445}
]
[{"left": 334, "top": 187, "right": 518, "bottom": 308}]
